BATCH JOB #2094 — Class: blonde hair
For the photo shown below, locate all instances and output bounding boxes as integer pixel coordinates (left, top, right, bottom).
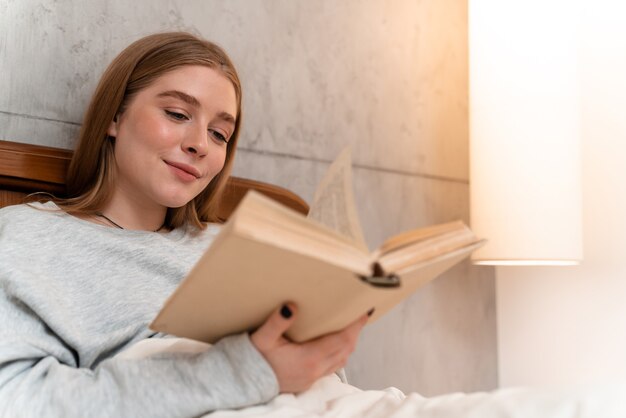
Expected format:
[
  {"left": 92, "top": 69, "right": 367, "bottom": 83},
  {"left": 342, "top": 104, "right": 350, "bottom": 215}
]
[{"left": 58, "top": 32, "right": 242, "bottom": 229}]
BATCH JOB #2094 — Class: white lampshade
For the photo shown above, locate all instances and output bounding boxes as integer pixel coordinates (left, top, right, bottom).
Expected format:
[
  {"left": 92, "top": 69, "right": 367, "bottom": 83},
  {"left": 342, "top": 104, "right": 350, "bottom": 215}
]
[{"left": 469, "top": 0, "right": 583, "bottom": 265}]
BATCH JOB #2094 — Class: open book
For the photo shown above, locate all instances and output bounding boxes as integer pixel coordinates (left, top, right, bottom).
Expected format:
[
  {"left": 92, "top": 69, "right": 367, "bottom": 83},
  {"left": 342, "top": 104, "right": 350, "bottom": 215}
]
[{"left": 150, "top": 149, "right": 484, "bottom": 343}]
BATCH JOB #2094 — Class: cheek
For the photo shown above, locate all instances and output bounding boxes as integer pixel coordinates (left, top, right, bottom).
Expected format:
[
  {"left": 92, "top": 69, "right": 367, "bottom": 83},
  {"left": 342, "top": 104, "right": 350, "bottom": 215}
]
[
  {"left": 133, "top": 113, "right": 176, "bottom": 148},
  {"left": 196, "top": 148, "right": 228, "bottom": 192},
  {"left": 207, "top": 147, "right": 228, "bottom": 176}
]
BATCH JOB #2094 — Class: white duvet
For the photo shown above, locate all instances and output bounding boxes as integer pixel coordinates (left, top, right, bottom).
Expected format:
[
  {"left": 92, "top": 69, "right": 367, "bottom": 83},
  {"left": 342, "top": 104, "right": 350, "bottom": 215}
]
[
  {"left": 205, "top": 374, "right": 626, "bottom": 418},
  {"left": 119, "top": 338, "right": 626, "bottom": 418}
]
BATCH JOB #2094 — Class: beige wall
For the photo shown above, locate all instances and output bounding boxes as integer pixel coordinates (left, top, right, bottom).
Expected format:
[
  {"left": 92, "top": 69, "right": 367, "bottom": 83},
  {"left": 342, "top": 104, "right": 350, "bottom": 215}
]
[
  {"left": 497, "top": 2, "right": 626, "bottom": 387},
  {"left": 1, "top": 0, "right": 497, "bottom": 395}
]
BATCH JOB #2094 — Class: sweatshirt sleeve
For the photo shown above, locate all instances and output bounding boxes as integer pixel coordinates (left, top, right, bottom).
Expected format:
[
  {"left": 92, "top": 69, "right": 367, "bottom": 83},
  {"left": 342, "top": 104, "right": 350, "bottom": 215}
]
[{"left": 0, "top": 288, "right": 280, "bottom": 418}]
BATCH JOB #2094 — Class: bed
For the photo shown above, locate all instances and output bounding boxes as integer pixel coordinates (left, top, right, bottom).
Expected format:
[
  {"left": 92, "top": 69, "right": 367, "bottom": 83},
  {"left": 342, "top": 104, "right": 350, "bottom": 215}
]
[{"left": 2, "top": 139, "right": 625, "bottom": 417}]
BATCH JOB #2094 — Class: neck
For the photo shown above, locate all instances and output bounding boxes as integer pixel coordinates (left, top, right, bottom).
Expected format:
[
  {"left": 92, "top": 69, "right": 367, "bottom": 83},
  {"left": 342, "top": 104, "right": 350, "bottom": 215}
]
[{"left": 99, "top": 191, "right": 168, "bottom": 232}]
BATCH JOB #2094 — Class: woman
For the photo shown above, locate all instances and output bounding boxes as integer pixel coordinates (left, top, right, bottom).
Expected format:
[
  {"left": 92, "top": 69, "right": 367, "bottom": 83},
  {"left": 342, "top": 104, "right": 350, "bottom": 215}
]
[{"left": 0, "top": 32, "right": 368, "bottom": 417}]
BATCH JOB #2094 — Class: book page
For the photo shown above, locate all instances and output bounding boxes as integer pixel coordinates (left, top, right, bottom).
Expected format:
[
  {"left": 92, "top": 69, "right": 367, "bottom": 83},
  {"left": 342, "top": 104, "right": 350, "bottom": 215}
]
[
  {"left": 376, "top": 221, "right": 468, "bottom": 256},
  {"left": 307, "top": 147, "right": 369, "bottom": 253},
  {"left": 377, "top": 226, "right": 480, "bottom": 273}
]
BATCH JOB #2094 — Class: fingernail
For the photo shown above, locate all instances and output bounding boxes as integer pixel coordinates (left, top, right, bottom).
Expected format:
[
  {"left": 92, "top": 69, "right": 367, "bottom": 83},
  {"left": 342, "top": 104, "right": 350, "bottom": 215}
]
[
  {"left": 280, "top": 305, "right": 292, "bottom": 319},
  {"left": 367, "top": 308, "right": 375, "bottom": 317}
]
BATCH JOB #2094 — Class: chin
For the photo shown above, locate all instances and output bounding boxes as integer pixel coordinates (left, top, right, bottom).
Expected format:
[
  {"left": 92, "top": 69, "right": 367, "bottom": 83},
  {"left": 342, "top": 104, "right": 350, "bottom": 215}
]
[
  {"left": 157, "top": 193, "right": 197, "bottom": 209},
  {"left": 164, "top": 198, "right": 194, "bottom": 209},
  {"left": 156, "top": 185, "right": 205, "bottom": 209}
]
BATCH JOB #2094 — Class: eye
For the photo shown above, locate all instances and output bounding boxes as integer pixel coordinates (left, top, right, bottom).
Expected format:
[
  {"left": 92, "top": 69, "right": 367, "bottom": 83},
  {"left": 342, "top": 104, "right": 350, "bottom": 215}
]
[
  {"left": 165, "top": 110, "right": 189, "bottom": 121},
  {"left": 210, "top": 129, "right": 229, "bottom": 144}
]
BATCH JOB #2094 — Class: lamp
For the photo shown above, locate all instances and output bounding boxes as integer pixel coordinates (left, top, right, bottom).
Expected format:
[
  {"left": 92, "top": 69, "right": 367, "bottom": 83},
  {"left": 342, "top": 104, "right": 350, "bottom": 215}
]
[{"left": 468, "top": 0, "right": 583, "bottom": 266}]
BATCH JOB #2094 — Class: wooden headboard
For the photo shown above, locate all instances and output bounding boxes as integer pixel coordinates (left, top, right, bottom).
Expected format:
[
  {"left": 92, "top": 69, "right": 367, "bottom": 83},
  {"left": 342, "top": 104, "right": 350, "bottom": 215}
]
[{"left": 0, "top": 140, "right": 309, "bottom": 219}]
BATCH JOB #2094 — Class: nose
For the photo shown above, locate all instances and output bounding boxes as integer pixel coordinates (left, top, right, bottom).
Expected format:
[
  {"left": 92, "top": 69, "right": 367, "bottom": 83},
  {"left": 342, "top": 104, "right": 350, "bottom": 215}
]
[{"left": 182, "top": 126, "right": 209, "bottom": 158}]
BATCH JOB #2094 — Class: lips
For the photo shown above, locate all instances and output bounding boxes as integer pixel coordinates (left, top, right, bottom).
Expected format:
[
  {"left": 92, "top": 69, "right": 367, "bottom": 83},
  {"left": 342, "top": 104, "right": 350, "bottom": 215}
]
[{"left": 164, "top": 160, "right": 201, "bottom": 179}]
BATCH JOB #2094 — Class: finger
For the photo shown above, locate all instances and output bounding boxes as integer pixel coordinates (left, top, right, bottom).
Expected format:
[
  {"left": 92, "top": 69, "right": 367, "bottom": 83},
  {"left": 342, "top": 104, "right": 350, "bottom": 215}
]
[
  {"left": 335, "top": 313, "right": 368, "bottom": 347},
  {"left": 305, "top": 313, "right": 369, "bottom": 358},
  {"left": 321, "top": 313, "right": 368, "bottom": 353},
  {"left": 320, "top": 348, "right": 352, "bottom": 377},
  {"left": 254, "top": 303, "right": 297, "bottom": 347},
  {"left": 318, "top": 331, "right": 363, "bottom": 377},
  {"left": 324, "top": 315, "right": 369, "bottom": 371}
]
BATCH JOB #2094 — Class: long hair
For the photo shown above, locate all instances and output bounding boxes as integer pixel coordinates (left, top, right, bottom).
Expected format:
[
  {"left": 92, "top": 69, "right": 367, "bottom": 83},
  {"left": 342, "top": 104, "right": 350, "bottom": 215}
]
[{"left": 58, "top": 32, "right": 242, "bottom": 229}]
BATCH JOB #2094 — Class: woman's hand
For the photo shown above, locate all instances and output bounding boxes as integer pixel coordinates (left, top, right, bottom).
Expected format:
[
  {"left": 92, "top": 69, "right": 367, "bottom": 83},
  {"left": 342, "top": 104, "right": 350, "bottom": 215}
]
[{"left": 250, "top": 303, "right": 369, "bottom": 394}]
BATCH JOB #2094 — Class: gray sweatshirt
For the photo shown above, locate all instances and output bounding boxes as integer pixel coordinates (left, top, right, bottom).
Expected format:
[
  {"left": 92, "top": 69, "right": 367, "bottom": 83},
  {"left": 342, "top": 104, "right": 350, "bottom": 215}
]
[{"left": 0, "top": 202, "right": 279, "bottom": 418}]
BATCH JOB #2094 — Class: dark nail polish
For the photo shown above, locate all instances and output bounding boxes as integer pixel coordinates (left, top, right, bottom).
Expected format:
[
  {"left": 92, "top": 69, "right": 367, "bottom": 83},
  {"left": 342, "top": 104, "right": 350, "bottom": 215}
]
[
  {"left": 367, "top": 308, "right": 375, "bottom": 317},
  {"left": 280, "top": 305, "right": 292, "bottom": 319}
]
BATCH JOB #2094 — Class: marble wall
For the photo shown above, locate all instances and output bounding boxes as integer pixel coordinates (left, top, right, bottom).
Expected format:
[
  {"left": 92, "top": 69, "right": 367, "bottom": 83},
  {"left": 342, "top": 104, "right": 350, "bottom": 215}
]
[{"left": 0, "top": 0, "right": 497, "bottom": 395}]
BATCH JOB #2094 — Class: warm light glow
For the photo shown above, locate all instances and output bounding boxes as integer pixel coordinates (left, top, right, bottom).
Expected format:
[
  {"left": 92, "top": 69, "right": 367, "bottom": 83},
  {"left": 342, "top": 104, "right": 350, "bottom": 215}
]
[
  {"left": 469, "top": 0, "right": 583, "bottom": 266},
  {"left": 473, "top": 260, "right": 580, "bottom": 267}
]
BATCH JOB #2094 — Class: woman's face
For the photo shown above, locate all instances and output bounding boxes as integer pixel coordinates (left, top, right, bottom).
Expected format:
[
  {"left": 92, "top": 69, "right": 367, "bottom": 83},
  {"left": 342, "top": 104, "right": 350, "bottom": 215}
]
[{"left": 107, "top": 65, "right": 237, "bottom": 210}]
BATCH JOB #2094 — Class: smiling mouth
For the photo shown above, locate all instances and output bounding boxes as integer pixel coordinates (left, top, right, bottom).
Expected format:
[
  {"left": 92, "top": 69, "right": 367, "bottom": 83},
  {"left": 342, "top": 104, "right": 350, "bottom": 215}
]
[{"left": 164, "top": 160, "right": 201, "bottom": 181}]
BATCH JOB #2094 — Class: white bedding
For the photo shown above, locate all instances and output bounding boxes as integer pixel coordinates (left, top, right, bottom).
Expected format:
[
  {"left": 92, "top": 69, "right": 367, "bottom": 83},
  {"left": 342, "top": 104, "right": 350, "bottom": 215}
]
[
  {"left": 204, "top": 374, "right": 626, "bottom": 418},
  {"left": 119, "top": 338, "right": 626, "bottom": 418}
]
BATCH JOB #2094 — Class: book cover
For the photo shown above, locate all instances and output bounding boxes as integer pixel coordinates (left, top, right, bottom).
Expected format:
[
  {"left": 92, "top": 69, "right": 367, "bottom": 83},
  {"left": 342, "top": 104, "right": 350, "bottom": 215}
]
[{"left": 151, "top": 149, "right": 484, "bottom": 343}]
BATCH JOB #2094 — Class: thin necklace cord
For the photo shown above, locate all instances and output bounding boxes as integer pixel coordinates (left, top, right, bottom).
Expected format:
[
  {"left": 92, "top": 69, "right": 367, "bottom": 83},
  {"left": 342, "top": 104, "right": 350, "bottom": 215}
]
[{"left": 95, "top": 212, "right": 164, "bottom": 232}]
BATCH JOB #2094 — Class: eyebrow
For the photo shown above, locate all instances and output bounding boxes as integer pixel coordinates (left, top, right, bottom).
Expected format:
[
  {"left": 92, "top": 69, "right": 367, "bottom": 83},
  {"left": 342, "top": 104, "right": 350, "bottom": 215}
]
[
  {"left": 216, "top": 111, "right": 236, "bottom": 125},
  {"left": 157, "top": 90, "right": 236, "bottom": 125},
  {"left": 157, "top": 90, "right": 201, "bottom": 107}
]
